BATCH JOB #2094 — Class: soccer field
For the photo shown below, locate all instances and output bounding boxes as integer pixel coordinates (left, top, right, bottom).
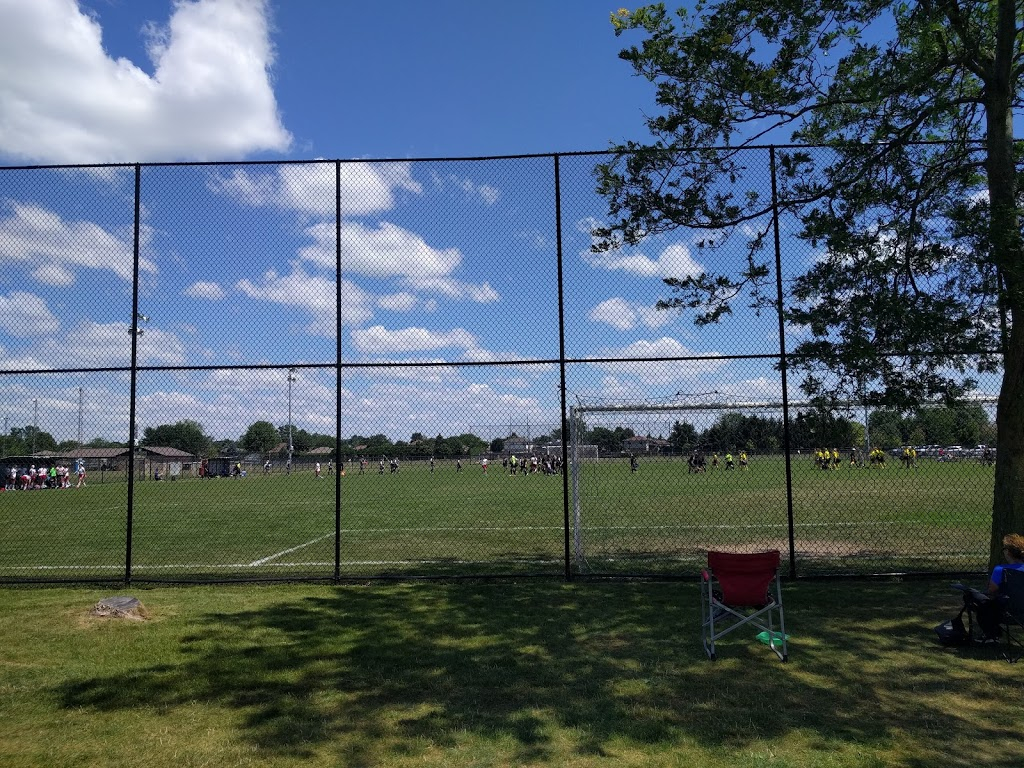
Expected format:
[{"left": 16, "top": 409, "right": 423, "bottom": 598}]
[{"left": 0, "top": 455, "right": 994, "bottom": 581}]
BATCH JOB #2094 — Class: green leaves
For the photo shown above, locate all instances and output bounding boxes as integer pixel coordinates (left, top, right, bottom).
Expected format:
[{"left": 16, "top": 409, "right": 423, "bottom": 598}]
[{"left": 596, "top": 0, "right": 1020, "bottom": 408}]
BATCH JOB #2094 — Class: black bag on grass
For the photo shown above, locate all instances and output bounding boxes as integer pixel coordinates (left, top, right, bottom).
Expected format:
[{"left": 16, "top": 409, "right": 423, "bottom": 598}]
[{"left": 935, "top": 612, "right": 970, "bottom": 646}]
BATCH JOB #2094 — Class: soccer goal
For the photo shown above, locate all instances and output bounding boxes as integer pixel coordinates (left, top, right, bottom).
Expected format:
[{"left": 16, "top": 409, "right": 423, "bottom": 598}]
[{"left": 568, "top": 397, "right": 794, "bottom": 575}]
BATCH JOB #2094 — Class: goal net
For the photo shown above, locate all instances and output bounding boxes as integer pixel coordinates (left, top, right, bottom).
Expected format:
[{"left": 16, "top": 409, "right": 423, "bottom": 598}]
[{"left": 568, "top": 398, "right": 794, "bottom": 575}]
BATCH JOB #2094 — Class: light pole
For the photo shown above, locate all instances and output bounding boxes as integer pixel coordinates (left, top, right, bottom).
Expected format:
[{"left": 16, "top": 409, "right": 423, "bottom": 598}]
[{"left": 287, "top": 368, "right": 296, "bottom": 474}]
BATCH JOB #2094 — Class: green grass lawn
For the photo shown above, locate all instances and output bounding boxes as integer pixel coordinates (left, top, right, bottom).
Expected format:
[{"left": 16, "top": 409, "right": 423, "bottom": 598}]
[
  {"left": 0, "top": 579, "right": 1021, "bottom": 768},
  {"left": 0, "top": 456, "right": 995, "bottom": 581}
]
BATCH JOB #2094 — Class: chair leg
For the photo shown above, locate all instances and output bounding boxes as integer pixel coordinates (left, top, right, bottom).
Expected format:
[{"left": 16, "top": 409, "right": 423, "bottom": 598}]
[{"left": 1004, "top": 622, "right": 1022, "bottom": 663}]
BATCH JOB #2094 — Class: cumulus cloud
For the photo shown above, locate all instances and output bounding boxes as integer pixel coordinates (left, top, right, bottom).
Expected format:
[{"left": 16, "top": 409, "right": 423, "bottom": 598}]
[
  {"left": 299, "top": 220, "right": 462, "bottom": 278},
  {"left": 183, "top": 281, "right": 226, "bottom": 300},
  {"left": 235, "top": 267, "right": 373, "bottom": 334},
  {"left": 0, "top": 0, "right": 291, "bottom": 163},
  {"left": 588, "top": 297, "right": 673, "bottom": 331},
  {"left": 377, "top": 292, "right": 418, "bottom": 312},
  {"left": 210, "top": 162, "right": 422, "bottom": 216},
  {"left": 0, "top": 202, "right": 156, "bottom": 283},
  {"left": 0, "top": 292, "right": 60, "bottom": 336},
  {"left": 350, "top": 325, "right": 478, "bottom": 355},
  {"left": 578, "top": 218, "right": 704, "bottom": 278},
  {"left": 595, "top": 336, "right": 727, "bottom": 385},
  {"left": 400, "top": 277, "right": 500, "bottom": 303},
  {"left": 0, "top": 320, "right": 185, "bottom": 370}
]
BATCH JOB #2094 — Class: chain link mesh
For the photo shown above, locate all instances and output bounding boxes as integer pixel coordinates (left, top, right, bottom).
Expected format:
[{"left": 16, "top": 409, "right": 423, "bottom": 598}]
[{"left": 0, "top": 151, "right": 999, "bottom": 582}]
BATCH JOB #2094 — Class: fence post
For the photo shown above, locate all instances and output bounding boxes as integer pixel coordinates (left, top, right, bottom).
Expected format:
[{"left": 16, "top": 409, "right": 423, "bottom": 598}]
[
  {"left": 554, "top": 154, "right": 572, "bottom": 581},
  {"left": 769, "top": 147, "right": 798, "bottom": 579},
  {"left": 125, "top": 164, "right": 142, "bottom": 586},
  {"left": 335, "top": 160, "right": 343, "bottom": 581}
]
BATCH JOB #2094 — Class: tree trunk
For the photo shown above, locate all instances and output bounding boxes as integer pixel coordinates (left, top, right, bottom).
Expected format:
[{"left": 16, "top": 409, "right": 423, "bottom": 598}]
[{"left": 986, "top": 0, "right": 1024, "bottom": 568}]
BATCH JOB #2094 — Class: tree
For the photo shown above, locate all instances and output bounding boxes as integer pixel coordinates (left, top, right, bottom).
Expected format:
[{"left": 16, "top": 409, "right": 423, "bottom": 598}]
[
  {"left": 141, "top": 420, "right": 213, "bottom": 458},
  {"left": 3, "top": 425, "right": 57, "bottom": 456},
  {"left": 600, "top": 2, "right": 1024, "bottom": 567},
  {"left": 240, "top": 421, "right": 280, "bottom": 456},
  {"left": 670, "top": 420, "right": 699, "bottom": 450}
]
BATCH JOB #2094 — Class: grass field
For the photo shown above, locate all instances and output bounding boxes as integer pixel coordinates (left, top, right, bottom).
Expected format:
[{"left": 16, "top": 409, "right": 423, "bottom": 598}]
[
  {"left": 1, "top": 580, "right": 1022, "bottom": 768},
  {"left": 0, "top": 456, "right": 995, "bottom": 582}
]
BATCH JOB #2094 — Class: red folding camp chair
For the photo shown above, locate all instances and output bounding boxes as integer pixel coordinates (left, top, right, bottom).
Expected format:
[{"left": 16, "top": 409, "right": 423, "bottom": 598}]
[{"left": 701, "top": 550, "right": 788, "bottom": 661}]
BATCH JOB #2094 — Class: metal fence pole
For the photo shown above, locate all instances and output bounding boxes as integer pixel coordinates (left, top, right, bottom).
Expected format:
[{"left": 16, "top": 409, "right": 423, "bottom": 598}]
[
  {"left": 125, "top": 164, "right": 142, "bottom": 586},
  {"left": 554, "top": 154, "right": 573, "bottom": 581},
  {"left": 769, "top": 147, "right": 798, "bottom": 579},
  {"left": 335, "top": 160, "right": 343, "bottom": 581}
]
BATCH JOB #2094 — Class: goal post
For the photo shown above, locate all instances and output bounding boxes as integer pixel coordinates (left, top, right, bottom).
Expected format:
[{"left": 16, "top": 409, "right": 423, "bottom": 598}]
[{"left": 567, "top": 397, "right": 796, "bottom": 575}]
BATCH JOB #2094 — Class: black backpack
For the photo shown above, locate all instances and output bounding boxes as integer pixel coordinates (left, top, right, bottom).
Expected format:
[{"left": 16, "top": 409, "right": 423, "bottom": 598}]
[{"left": 935, "top": 609, "right": 971, "bottom": 646}]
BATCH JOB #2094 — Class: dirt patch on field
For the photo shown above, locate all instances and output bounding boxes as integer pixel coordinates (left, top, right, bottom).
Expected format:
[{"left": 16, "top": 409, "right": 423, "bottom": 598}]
[{"left": 695, "top": 539, "right": 874, "bottom": 557}]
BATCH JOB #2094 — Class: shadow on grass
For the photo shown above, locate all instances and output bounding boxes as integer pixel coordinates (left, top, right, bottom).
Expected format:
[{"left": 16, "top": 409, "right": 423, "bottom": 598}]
[{"left": 55, "top": 580, "right": 1023, "bottom": 766}]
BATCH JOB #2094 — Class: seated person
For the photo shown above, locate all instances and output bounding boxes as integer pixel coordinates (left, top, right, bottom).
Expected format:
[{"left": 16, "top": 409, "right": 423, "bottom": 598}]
[{"left": 962, "top": 533, "right": 1024, "bottom": 640}]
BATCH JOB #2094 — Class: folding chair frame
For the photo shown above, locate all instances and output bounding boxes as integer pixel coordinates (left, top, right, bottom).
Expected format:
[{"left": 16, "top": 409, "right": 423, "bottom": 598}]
[
  {"left": 1000, "top": 568, "right": 1024, "bottom": 663},
  {"left": 701, "top": 551, "right": 788, "bottom": 662}
]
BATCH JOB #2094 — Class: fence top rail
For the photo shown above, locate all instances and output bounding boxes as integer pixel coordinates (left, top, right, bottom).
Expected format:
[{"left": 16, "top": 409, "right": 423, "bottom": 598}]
[{"left": 0, "top": 139, "right": 999, "bottom": 172}]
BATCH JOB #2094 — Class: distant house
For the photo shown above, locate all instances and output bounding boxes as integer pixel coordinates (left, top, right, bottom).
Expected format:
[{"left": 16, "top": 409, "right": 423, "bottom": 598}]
[
  {"left": 623, "top": 436, "right": 672, "bottom": 455},
  {"left": 504, "top": 437, "right": 532, "bottom": 454}
]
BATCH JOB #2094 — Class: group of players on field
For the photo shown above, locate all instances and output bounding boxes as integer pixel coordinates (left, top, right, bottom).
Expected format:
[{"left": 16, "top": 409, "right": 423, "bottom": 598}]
[{"left": 685, "top": 450, "right": 748, "bottom": 473}]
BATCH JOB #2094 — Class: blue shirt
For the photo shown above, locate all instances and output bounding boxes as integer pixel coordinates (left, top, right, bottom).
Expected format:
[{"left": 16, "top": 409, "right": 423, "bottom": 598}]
[{"left": 991, "top": 562, "right": 1024, "bottom": 588}]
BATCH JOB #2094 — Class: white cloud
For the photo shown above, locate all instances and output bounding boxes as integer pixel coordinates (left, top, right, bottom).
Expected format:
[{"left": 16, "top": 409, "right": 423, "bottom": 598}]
[
  {"left": 235, "top": 267, "right": 373, "bottom": 334},
  {"left": 588, "top": 297, "right": 673, "bottom": 331},
  {"left": 400, "top": 277, "right": 500, "bottom": 303},
  {"left": 0, "top": 202, "right": 156, "bottom": 283},
  {"left": 210, "top": 162, "right": 422, "bottom": 216},
  {"left": 183, "top": 281, "right": 226, "bottom": 300},
  {"left": 295, "top": 220, "right": 461, "bottom": 278},
  {"left": 595, "top": 337, "right": 727, "bottom": 385},
  {"left": 0, "top": 292, "right": 60, "bottom": 336},
  {"left": 0, "top": 320, "right": 186, "bottom": 370},
  {"left": 350, "top": 325, "right": 478, "bottom": 355},
  {"left": 0, "top": 0, "right": 291, "bottom": 163},
  {"left": 578, "top": 217, "right": 704, "bottom": 278},
  {"left": 377, "top": 292, "right": 418, "bottom": 312}
]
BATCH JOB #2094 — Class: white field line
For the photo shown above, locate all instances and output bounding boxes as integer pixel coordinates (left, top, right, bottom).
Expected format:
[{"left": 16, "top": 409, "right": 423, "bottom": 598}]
[
  {"left": 0, "top": 518, "right": 975, "bottom": 572},
  {"left": 248, "top": 531, "right": 337, "bottom": 566},
  {"left": 0, "top": 551, "right": 982, "bottom": 572}
]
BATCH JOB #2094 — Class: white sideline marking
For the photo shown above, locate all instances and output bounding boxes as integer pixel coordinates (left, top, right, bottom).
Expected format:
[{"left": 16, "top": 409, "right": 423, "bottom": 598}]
[
  {"left": 248, "top": 531, "right": 337, "bottom": 566},
  {"left": 0, "top": 551, "right": 981, "bottom": 572}
]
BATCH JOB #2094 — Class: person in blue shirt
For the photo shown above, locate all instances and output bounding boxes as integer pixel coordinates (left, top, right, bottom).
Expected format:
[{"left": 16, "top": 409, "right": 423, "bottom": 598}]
[
  {"left": 968, "top": 533, "right": 1024, "bottom": 641},
  {"left": 987, "top": 533, "right": 1024, "bottom": 594}
]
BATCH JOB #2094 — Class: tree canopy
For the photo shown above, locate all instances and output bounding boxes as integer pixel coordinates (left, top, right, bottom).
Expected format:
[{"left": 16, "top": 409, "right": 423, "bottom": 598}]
[
  {"left": 600, "top": 0, "right": 1024, "bottom": 566},
  {"left": 141, "top": 420, "right": 213, "bottom": 458}
]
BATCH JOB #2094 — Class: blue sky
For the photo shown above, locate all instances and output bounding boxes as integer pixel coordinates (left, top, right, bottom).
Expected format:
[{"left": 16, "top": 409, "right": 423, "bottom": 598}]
[{"left": 0, "top": 0, "right": 992, "bottom": 446}]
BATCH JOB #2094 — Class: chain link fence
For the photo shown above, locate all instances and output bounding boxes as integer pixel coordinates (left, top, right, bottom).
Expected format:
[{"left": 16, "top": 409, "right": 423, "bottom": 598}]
[{"left": 0, "top": 150, "right": 999, "bottom": 582}]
